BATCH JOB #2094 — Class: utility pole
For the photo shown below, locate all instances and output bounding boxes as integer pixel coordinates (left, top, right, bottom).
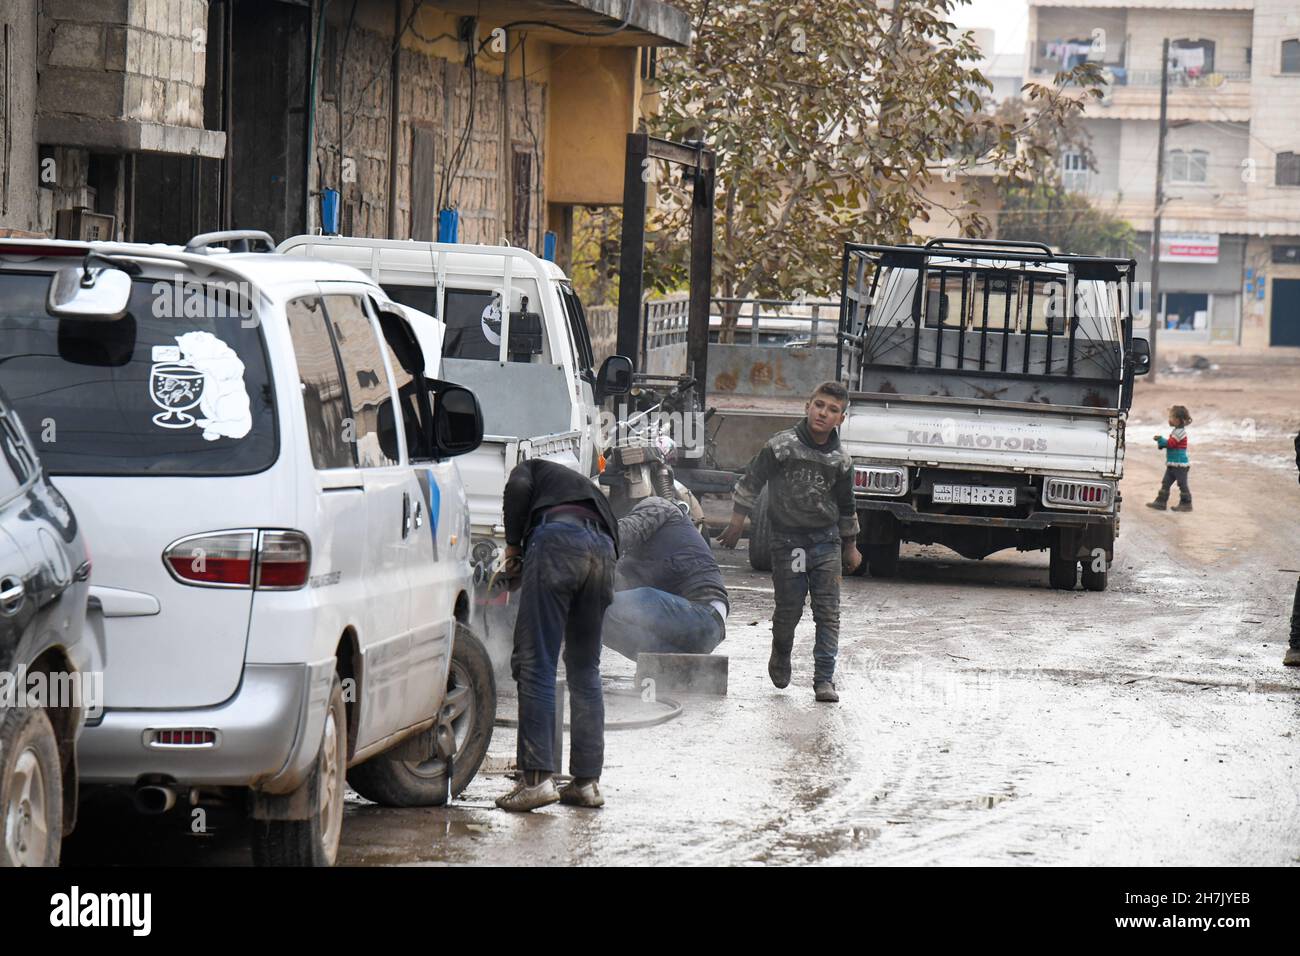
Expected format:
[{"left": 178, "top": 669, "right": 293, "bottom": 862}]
[{"left": 1148, "top": 37, "right": 1170, "bottom": 383}]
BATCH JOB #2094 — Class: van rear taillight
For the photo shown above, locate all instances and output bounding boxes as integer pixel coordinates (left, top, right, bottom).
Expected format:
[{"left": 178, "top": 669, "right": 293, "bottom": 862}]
[
  {"left": 255, "top": 531, "right": 311, "bottom": 590},
  {"left": 164, "top": 531, "right": 256, "bottom": 587},
  {"left": 163, "top": 530, "right": 310, "bottom": 590}
]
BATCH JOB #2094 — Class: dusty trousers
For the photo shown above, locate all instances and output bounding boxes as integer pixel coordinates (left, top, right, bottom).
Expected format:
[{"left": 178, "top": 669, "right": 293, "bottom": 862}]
[
  {"left": 510, "top": 517, "right": 615, "bottom": 778},
  {"left": 1291, "top": 575, "right": 1300, "bottom": 651},
  {"left": 1157, "top": 465, "right": 1192, "bottom": 502},
  {"left": 770, "top": 528, "right": 842, "bottom": 684}
]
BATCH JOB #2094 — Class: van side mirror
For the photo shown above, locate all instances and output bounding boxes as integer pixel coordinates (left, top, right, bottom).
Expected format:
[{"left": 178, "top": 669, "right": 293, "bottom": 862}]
[
  {"left": 1130, "top": 337, "right": 1151, "bottom": 376},
  {"left": 596, "top": 355, "right": 633, "bottom": 401},
  {"left": 426, "top": 380, "right": 483, "bottom": 458}
]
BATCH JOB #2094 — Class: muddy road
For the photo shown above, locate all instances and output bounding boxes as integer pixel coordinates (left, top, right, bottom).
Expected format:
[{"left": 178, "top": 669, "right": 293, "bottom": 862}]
[{"left": 66, "top": 347, "right": 1300, "bottom": 866}]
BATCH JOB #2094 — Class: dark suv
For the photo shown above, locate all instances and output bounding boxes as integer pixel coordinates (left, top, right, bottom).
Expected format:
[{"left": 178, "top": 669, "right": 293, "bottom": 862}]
[{"left": 0, "top": 390, "right": 94, "bottom": 866}]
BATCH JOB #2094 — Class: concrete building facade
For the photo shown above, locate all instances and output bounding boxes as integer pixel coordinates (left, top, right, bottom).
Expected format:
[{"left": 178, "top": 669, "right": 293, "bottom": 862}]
[
  {"left": 1026, "top": 0, "right": 1300, "bottom": 347},
  {"left": 0, "top": 0, "right": 689, "bottom": 267}
]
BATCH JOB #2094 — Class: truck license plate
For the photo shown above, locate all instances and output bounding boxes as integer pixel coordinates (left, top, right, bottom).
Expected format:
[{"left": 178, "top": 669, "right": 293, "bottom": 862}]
[{"left": 932, "top": 484, "right": 1016, "bottom": 506}]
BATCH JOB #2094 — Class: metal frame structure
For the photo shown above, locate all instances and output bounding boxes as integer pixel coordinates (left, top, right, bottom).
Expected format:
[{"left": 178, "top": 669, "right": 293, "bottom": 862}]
[
  {"left": 837, "top": 237, "right": 1140, "bottom": 409},
  {"left": 617, "top": 133, "right": 715, "bottom": 395}
]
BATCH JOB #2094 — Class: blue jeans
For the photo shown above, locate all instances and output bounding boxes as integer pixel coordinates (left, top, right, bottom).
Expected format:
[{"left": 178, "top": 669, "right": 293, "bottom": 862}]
[
  {"left": 770, "top": 528, "right": 842, "bottom": 684},
  {"left": 511, "top": 520, "right": 615, "bottom": 778},
  {"left": 602, "top": 587, "right": 725, "bottom": 661}
]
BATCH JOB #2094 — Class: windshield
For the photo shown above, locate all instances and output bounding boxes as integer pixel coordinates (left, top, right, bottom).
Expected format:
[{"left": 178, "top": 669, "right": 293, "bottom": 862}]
[{"left": 0, "top": 271, "right": 277, "bottom": 476}]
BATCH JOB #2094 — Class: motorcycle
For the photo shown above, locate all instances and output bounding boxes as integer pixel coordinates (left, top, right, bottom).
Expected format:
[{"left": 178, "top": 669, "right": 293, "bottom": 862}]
[{"left": 601, "top": 378, "right": 710, "bottom": 540}]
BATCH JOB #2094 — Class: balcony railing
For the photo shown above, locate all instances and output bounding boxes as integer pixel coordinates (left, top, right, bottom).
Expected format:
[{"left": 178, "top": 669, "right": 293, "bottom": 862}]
[
  {"left": 1028, "top": 64, "right": 1250, "bottom": 88},
  {"left": 1114, "top": 68, "right": 1250, "bottom": 87}
]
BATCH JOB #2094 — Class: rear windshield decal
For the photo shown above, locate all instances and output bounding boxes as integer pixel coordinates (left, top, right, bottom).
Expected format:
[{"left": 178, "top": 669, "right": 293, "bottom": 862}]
[
  {"left": 480, "top": 293, "right": 503, "bottom": 346},
  {"left": 149, "top": 331, "right": 252, "bottom": 441}
]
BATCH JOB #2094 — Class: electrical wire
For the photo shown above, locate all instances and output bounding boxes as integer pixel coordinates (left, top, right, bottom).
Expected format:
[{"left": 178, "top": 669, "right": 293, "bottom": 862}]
[
  {"left": 437, "top": 43, "right": 478, "bottom": 217},
  {"left": 340, "top": 0, "right": 430, "bottom": 149},
  {"left": 520, "top": 33, "right": 543, "bottom": 251}
]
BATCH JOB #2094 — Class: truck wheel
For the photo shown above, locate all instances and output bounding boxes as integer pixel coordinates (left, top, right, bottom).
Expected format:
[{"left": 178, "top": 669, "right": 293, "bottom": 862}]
[
  {"left": 0, "top": 706, "right": 63, "bottom": 867},
  {"left": 250, "top": 673, "right": 347, "bottom": 867},
  {"left": 1048, "top": 542, "right": 1078, "bottom": 590},
  {"left": 867, "top": 534, "right": 901, "bottom": 578},
  {"left": 1080, "top": 562, "right": 1109, "bottom": 592},
  {"left": 347, "top": 623, "right": 496, "bottom": 807},
  {"left": 748, "top": 486, "right": 773, "bottom": 572}
]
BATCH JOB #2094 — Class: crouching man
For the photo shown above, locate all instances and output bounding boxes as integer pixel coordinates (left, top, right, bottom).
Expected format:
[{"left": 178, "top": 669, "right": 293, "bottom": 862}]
[
  {"left": 496, "top": 459, "right": 619, "bottom": 812},
  {"left": 602, "top": 496, "right": 729, "bottom": 660}
]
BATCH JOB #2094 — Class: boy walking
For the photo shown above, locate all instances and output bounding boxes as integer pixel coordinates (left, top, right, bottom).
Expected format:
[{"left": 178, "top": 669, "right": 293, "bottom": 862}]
[{"left": 718, "top": 382, "right": 861, "bottom": 702}]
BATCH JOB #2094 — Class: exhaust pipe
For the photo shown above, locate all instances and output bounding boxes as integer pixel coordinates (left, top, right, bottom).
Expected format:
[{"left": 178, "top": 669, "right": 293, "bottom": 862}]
[{"left": 133, "top": 785, "right": 177, "bottom": 815}]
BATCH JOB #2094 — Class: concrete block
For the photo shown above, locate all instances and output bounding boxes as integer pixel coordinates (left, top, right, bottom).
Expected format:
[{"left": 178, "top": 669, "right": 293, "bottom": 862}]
[
  {"left": 38, "top": 70, "right": 125, "bottom": 118},
  {"left": 44, "top": 0, "right": 129, "bottom": 23},
  {"left": 156, "top": 34, "right": 171, "bottom": 77},
  {"left": 127, "top": 0, "right": 149, "bottom": 29},
  {"left": 121, "top": 72, "right": 147, "bottom": 119},
  {"left": 48, "top": 23, "right": 105, "bottom": 70},
  {"left": 635, "top": 653, "right": 729, "bottom": 697},
  {"left": 124, "top": 26, "right": 143, "bottom": 73},
  {"left": 105, "top": 25, "right": 128, "bottom": 72}
]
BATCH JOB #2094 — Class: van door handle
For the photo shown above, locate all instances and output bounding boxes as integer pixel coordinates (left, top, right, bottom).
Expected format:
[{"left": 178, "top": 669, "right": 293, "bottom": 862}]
[
  {"left": 402, "top": 492, "right": 412, "bottom": 538},
  {"left": 0, "top": 576, "right": 24, "bottom": 615}
]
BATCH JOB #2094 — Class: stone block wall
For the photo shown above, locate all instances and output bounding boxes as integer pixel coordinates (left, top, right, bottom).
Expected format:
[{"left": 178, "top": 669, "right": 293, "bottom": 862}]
[
  {"left": 313, "top": 16, "right": 546, "bottom": 249},
  {"left": 39, "top": 0, "right": 208, "bottom": 129}
]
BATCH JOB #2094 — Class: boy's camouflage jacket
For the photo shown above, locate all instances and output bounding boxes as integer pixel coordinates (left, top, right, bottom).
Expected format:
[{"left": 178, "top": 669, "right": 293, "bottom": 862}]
[{"left": 733, "top": 420, "right": 859, "bottom": 539}]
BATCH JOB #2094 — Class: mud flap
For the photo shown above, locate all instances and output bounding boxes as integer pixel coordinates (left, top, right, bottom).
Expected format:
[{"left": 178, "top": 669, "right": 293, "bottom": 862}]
[
  {"left": 250, "top": 767, "right": 317, "bottom": 821},
  {"left": 1059, "top": 522, "right": 1115, "bottom": 562}
]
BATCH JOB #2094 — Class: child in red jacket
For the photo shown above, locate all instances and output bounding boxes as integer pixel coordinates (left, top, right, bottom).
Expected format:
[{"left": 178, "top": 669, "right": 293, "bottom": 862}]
[{"left": 1147, "top": 404, "right": 1192, "bottom": 512}]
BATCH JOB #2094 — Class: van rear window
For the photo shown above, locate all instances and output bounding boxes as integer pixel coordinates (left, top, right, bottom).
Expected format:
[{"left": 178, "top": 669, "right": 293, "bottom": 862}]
[{"left": 0, "top": 272, "right": 277, "bottom": 476}]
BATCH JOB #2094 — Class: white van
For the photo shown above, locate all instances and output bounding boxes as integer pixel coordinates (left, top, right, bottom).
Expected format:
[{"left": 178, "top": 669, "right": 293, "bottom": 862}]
[
  {"left": 0, "top": 231, "right": 493, "bottom": 866},
  {"left": 276, "top": 236, "right": 632, "bottom": 582}
]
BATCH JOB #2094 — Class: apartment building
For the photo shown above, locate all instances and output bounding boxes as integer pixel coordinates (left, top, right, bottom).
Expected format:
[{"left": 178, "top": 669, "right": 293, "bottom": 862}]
[{"left": 1027, "top": 0, "right": 1300, "bottom": 347}]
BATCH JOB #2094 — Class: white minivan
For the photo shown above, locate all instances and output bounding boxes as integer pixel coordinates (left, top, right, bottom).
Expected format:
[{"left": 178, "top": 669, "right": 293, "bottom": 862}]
[
  {"left": 277, "top": 236, "right": 633, "bottom": 579},
  {"left": 0, "top": 230, "right": 493, "bottom": 866}
]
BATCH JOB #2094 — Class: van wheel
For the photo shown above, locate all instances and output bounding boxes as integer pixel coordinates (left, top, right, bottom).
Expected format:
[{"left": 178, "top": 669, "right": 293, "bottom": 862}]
[
  {"left": 348, "top": 624, "right": 496, "bottom": 807},
  {"left": 1080, "top": 562, "right": 1109, "bottom": 592},
  {"left": 748, "top": 486, "right": 773, "bottom": 572},
  {"left": 250, "top": 673, "right": 346, "bottom": 867},
  {"left": 0, "top": 707, "right": 63, "bottom": 867},
  {"left": 1049, "top": 542, "right": 1078, "bottom": 590}
]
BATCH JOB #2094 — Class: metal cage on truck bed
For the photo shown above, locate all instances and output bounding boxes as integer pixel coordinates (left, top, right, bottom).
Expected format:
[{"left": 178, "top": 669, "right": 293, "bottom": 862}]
[{"left": 836, "top": 238, "right": 1139, "bottom": 410}]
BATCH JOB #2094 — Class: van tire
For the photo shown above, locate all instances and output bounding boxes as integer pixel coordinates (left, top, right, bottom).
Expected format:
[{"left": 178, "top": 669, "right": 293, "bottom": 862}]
[
  {"left": 347, "top": 623, "right": 496, "bottom": 807},
  {"left": 0, "top": 707, "right": 64, "bottom": 867},
  {"left": 1048, "top": 542, "right": 1078, "bottom": 590},
  {"left": 250, "top": 673, "right": 346, "bottom": 867},
  {"left": 748, "top": 486, "right": 773, "bottom": 572}
]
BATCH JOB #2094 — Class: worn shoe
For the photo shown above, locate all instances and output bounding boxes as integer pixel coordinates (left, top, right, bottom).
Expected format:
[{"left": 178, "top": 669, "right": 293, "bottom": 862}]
[
  {"left": 768, "top": 646, "right": 791, "bottom": 689},
  {"left": 1172, "top": 500, "right": 1193, "bottom": 512},
  {"left": 814, "top": 681, "right": 840, "bottom": 703},
  {"left": 1146, "top": 498, "right": 1168, "bottom": 510},
  {"left": 558, "top": 778, "right": 605, "bottom": 808},
  {"left": 495, "top": 776, "right": 560, "bottom": 812},
  {"left": 1283, "top": 647, "right": 1300, "bottom": 667}
]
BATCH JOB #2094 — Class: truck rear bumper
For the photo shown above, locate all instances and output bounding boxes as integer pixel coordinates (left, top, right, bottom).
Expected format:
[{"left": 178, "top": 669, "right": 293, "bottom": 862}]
[{"left": 857, "top": 499, "right": 1113, "bottom": 531}]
